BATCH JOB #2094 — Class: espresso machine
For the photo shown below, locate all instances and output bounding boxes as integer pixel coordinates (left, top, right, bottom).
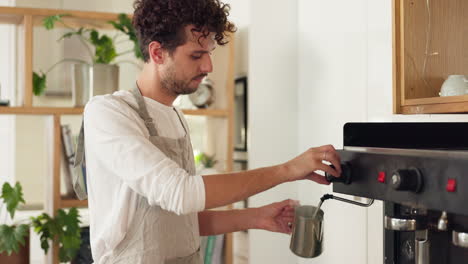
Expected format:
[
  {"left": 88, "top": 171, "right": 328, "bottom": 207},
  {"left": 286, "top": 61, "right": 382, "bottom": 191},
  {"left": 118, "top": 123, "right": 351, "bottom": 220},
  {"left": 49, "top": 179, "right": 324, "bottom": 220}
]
[{"left": 328, "top": 123, "right": 468, "bottom": 264}]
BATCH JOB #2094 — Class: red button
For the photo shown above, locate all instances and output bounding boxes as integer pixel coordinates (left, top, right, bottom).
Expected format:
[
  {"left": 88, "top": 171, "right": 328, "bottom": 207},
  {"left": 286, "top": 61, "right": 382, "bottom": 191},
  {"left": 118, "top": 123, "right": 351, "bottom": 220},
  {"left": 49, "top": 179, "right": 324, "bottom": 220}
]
[
  {"left": 446, "top": 179, "right": 456, "bottom": 192},
  {"left": 378, "top": 172, "right": 386, "bottom": 183}
]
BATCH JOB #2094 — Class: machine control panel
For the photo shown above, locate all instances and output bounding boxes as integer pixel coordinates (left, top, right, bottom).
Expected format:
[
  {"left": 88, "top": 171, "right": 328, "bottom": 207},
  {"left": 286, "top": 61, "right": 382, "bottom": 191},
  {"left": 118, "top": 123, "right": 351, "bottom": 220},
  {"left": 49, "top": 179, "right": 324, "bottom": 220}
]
[{"left": 332, "top": 149, "right": 468, "bottom": 216}]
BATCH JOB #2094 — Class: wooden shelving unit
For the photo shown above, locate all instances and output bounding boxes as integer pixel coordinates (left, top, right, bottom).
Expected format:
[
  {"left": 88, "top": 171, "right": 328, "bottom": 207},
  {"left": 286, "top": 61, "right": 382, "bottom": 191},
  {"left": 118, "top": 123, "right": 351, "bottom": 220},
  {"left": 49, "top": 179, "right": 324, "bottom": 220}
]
[
  {"left": 0, "top": 106, "right": 229, "bottom": 117},
  {"left": 182, "top": 108, "right": 229, "bottom": 117},
  {"left": 393, "top": 0, "right": 468, "bottom": 114},
  {"left": 0, "top": 6, "right": 235, "bottom": 264},
  {"left": 60, "top": 198, "right": 88, "bottom": 208},
  {"left": 0, "top": 6, "right": 124, "bottom": 29},
  {"left": 0, "top": 106, "right": 84, "bottom": 115},
  {"left": 0, "top": 6, "right": 127, "bottom": 108}
]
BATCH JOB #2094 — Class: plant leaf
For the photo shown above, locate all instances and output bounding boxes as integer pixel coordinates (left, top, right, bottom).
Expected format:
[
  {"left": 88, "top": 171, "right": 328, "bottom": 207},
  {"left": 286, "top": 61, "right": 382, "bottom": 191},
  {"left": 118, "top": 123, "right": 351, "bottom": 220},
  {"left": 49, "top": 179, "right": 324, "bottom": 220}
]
[
  {"left": 1, "top": 182, "right": 25, "bottom": 219},
  {"left": 43, "top": 14, "right": 68, "bottom": 30},
  {"left": 0, "top": 225, "right": 17, "bottom": 255},
  {"left": 33, "top": 72, "right": 47, "bottom": 96},
  {"left": 60, "top": 32, "right": 75, "bottom": 40},
  {"left": 109, "top": 13, "right": 143, "bottom": 60},
  {"left": 14, "top": 224, "right": 29, "bottom": 247},
  {"left": 31, "top": 213, "right": 53, "bottom": 254},
  {"left": 0, "top": 224, "right": 28, "bottom": 255},
  {"left": 57, "top": 27, "right": 87, "bottom": 42},
  {"left": 56, "top": 208, "right": 81, "bottom": 262},
  {"left": 108, "top": 21, "right": 124, "bottom": 32},
  {"left": 90, "top": 30, "right": 117, "bottom": 64}
]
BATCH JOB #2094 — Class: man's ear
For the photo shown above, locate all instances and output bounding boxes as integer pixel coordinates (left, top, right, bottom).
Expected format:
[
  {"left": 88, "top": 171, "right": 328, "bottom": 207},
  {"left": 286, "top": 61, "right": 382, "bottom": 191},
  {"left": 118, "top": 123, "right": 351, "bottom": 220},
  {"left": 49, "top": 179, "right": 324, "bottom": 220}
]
[{"left": 148, "top": 41, "right": 165, "bottom": 64}]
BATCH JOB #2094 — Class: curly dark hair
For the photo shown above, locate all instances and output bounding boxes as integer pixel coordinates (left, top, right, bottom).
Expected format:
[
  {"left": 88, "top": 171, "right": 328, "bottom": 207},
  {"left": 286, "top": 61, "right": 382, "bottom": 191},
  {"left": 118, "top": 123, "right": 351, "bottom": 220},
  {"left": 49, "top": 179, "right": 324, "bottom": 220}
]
[{"left": 133, "top": 0, "right": 236, "bottom": 62}]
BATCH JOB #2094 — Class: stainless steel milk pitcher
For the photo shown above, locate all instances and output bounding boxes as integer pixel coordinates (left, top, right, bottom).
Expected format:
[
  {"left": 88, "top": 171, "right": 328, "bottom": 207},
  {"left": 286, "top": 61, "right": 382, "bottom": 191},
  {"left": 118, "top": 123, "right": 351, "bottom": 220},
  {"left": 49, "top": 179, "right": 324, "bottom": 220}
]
[
  {"left": 290, "top": 205, "right": 324, "bottom": 258},
  {"left": 290, "top": 194, "right": 374, "bottom": 258}
]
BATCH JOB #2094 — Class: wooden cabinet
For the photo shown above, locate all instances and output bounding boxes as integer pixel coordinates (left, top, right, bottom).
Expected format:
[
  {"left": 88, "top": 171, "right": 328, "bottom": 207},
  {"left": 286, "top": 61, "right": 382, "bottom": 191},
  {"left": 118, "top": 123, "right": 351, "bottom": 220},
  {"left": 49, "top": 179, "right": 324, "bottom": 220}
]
[
  {"left": 393, "top": 0, "right": 468, "bottom": 114},
  {"left": 0, "top": 6, "right": 234, "bottom": 264}
]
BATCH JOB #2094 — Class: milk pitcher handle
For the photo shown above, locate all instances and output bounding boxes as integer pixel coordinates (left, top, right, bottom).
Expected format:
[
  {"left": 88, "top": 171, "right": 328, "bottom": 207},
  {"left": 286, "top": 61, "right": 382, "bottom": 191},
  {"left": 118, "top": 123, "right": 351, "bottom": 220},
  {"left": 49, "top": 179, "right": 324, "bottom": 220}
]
[{"left": 320, "top": 194, "right": 374, "bottom": 207}]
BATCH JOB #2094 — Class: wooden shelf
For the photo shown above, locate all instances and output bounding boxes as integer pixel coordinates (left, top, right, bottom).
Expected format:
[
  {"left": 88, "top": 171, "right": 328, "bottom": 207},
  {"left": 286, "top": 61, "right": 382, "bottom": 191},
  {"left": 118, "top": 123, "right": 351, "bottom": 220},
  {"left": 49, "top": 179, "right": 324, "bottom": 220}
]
[
  {"left": 0, "top": 6, "right": 128, "bottom": 29},
  {"left": 402, "top": 96, "right": 468, "bottom": 114},
  {"left": 182, "top": 108, "right": 229, "bottom": 117},
  {"left": 60, "top": 198, "right": 88, "bottom": 208},
  {"left": 0, "top": 106, "right": 84, "bottom": 115},
  {"left": 0, "top": 107, "right": 230, "bottom": 117}
]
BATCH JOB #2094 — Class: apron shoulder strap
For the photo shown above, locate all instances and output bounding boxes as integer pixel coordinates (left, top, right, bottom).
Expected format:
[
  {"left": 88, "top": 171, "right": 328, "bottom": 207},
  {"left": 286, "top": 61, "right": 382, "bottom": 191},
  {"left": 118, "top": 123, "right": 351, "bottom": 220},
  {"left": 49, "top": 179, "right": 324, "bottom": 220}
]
[
  {"left": 130, "top": 85, "right": 159, "bottom": 137},
  {"left": 173, "top": 107, "right": 189, "bottom": 135},
  {"left": 73, "top": 119, "right": 88, "bottom": 200},
  {"left": 74, "top": 120, "right": 85, "bottom": 167}
]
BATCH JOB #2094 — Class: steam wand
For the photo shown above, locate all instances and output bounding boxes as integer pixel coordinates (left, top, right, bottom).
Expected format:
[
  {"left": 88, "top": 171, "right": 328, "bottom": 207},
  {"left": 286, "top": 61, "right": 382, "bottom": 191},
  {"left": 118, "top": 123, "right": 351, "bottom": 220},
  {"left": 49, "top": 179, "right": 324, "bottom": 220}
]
[{"left": 320, "top": 194, "right": 374, "bottom": 207}]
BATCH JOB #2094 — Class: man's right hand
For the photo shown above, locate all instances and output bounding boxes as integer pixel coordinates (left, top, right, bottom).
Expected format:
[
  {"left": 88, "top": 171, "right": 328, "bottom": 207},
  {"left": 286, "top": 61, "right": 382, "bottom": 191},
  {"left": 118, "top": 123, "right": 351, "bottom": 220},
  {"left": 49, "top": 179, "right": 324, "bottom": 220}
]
[{"left": 282, "top": 144, "right": 342, "bottom": 184}]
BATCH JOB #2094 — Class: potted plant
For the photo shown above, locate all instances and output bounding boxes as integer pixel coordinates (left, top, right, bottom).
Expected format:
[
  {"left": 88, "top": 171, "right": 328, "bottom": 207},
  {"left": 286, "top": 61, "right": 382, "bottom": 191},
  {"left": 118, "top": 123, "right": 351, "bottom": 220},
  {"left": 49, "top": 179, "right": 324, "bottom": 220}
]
[
  {"left": 33, "top": 13, "right": 143, "bottom": 106},
  {"left": 0, "top": 182, "right": 29, "bottom": 263},
  {"left": 194, "top": 152, "right": 218, "bottom": 175},
  {"left": 0, "top": 182, "right": 82, "bottom": 263}
]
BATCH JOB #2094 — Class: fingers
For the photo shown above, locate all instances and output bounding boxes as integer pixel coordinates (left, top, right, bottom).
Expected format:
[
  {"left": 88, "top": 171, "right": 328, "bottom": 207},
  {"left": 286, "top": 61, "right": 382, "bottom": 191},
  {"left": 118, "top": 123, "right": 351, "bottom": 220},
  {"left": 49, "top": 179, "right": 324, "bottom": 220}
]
[
  {"left": 267, "top": 199, "right": 301, "bottom": 234},
  {"left": 277, "top": 199, "right": 300, "bottom": 208},
  {"left": 311, "top": 145, "right": 342, "bottom": 177},
  {"left": 314, "top": 144, "right": 336, "bottom": 153},
  {"left": 307, "top": 172, "right": 331, "bottom": 185},
  {"left": 315, "top": 162, "right": 340, "bottom": 178},
  {"left": 279, "top": 216, "right": 295, "bottom": 234},
  {"left": 322, "top": 150, "right": 342, "bottom": 175},
  {"left": 280, "top": 206, "right": 296, "bottom": 217},
  {"left": 275, "top": 199, "right": 299, "bottom": 217},
  {"left": 283, "top": 217, "right": 294, "bottom": 232}
]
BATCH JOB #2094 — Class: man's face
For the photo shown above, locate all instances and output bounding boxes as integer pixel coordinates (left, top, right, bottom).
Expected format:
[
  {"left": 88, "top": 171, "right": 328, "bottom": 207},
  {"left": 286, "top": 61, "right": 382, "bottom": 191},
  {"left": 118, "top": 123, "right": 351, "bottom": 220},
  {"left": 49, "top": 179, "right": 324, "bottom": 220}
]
[{"left": 159, "top": 25, "right": 216, "bottom": 95}]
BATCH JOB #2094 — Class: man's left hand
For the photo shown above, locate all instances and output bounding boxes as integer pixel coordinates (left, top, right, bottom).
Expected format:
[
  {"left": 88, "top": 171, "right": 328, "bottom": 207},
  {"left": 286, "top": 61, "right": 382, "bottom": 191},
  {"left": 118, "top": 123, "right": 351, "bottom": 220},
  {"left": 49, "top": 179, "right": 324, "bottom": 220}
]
[{"left": 255, "top": 199, "right": 299, "bottom": 234}]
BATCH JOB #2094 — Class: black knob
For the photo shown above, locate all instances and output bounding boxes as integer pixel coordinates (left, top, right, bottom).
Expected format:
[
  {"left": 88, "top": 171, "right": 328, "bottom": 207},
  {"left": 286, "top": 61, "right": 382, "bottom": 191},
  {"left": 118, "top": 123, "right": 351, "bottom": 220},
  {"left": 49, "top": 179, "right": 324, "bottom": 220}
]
[
  {"left": 390, "top": 168, "right": 423, "bottom": 193},
  {"left": 325, "top": 162, "right": 352, "bottom": 185}
]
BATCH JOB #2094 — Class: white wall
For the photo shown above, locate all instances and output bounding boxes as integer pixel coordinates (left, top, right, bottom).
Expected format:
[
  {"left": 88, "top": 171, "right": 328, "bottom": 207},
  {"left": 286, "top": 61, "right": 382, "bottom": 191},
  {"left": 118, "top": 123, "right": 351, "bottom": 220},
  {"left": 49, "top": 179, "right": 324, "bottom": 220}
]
[
  {"left": 248, "top": 0, "right": 299, "bottom": 263},
  {"left": 297, "top": 0, "right": 369, "bottom": 263}
]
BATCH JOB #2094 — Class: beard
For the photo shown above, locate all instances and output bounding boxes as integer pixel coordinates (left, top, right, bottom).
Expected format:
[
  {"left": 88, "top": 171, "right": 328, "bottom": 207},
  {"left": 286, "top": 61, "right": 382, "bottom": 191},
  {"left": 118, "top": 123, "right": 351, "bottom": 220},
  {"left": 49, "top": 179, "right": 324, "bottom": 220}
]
[{"left": 161, "top": 65, "right": 205, "bottom": 95}]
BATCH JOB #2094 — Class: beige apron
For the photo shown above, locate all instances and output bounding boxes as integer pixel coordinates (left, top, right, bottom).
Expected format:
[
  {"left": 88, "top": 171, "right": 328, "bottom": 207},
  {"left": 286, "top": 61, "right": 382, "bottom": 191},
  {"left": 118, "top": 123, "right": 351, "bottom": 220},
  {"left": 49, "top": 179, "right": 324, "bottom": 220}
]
[{"left": 75, "top": 86, "right": 202, "bottom": 264}]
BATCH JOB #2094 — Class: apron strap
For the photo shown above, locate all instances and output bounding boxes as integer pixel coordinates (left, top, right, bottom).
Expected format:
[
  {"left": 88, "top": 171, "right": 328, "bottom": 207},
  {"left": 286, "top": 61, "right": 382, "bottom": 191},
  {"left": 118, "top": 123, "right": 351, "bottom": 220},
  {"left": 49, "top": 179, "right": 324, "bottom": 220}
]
[
  {"left": 74, "top": 120, "right": 85, "bottom": 167},
  {"left": 73, "top": 119, "right": 88, "bottom": 200},
  {"left": 173, "top": 108, "right": 189, "bottom": 135},
  {"left": 131, "top": 84, "right": 159, "bottom": 137}
]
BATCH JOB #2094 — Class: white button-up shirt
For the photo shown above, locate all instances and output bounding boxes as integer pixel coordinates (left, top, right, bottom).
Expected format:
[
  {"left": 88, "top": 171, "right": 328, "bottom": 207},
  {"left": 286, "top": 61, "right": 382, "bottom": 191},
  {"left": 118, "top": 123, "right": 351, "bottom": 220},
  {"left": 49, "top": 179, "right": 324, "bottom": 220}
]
[{"left": 83, "top": 90, "right": 206, "bottom": 263}]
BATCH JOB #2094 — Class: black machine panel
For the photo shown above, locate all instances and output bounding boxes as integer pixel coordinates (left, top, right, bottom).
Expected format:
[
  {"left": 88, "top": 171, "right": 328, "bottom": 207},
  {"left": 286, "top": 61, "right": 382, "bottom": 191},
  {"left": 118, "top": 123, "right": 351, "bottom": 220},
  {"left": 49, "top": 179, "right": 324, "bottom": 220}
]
[{"left": 333, "top": 149, "right": 468, "bottom": 216}]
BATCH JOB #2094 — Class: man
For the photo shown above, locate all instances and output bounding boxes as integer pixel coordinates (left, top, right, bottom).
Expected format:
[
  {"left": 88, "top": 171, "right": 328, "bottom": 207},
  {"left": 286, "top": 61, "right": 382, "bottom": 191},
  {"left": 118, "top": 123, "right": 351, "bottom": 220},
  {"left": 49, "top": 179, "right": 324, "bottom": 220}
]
[{"left": 82, "top": 0, "right": 342, "bottom": 263}]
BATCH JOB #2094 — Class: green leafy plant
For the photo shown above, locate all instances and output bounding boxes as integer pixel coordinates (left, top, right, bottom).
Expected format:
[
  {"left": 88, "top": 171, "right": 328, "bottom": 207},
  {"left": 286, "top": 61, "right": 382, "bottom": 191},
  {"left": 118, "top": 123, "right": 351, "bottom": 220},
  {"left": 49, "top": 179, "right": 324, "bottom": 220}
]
[
  {"left": 195, "top": 152, "right": 218, "bottom": 168},
  {"left": 31, "top": 208, "right": 81, "bottom": 262},
  {"left": 0, "top": 182, "right": 29, "bottom": 256},
  {"left": 0, "top": 182, "right": 82, "bottom": 262},
  {"left": 33, "top": 13, "right": 143, "bottom": 96}
]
